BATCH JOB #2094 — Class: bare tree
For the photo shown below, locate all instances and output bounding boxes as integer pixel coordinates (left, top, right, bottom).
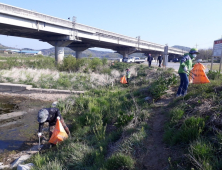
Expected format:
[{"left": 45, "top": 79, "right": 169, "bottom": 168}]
[{"left": 196, "top": 48, "right": 213, "bottom": 61}]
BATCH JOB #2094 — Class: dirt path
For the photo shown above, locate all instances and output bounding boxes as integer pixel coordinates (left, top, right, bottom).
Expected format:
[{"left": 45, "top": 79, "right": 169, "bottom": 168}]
[{"left": 142, "top": 90, "right": 175, "bottom": 170}]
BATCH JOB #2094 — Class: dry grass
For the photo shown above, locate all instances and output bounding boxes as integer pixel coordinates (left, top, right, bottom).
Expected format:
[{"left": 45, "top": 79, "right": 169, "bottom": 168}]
[
  {"left": 0, "top": 67, "right": 125, "bottom": 87},
  {"left": 207, "top": 63, "right": 221, "bottom": 71}
]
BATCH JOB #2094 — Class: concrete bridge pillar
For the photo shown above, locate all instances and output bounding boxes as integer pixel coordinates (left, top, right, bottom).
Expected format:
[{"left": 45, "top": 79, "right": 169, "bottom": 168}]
[
  {"left": 55, "top": 46, "right": 64, "bottom": 63},
  {"left": 116, "top": 47, "right": 138, "bottom": 58},
  {"left": 68, "top": 44, "right": 91, "bottom": 59},
  {"left": 69, "top": 47, "right": 88, "bottom": 59},
  {"left": 47, "top": 41, "right": 73, "bottom": 63}
]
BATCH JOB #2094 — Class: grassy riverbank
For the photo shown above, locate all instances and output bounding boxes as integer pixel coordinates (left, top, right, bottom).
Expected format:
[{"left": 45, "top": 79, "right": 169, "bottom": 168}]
[
  {"left": 3, "top": 54, "right": 221, "bottom": 169},
  {"left": 0, "top": 55, "right": 135, "bottom": 90},
  {"left": 163, "top": 71, "right": 222, "bottom": 169},
  {"left": 4, "top": 55, "right": 175, "bottom": 169}
]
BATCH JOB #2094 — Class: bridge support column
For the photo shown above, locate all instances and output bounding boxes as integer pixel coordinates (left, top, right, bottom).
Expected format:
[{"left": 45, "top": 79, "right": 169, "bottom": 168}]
[
  {"left": 116, "top": 47, "right": 138, "bottom": 59},
  {"left": 68, "top": 44, "right": 91, "bottom": 59},
  {"left": 69, "top": 47, "right": 88, "bottom": 59},
  {"left": 55, "top": 46, "right": 64, "bottom": 63},
  {"left": 47, "top": 41, "right": 73, "bottom": 63}
]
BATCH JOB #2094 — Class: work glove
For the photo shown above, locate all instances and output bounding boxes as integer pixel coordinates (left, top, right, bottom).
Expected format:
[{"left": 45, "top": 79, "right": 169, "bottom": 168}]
[
  {"left": 183, "top": 66, "right": 188, "bottom": 72},
  {"left": 37, "top": 132, "right": 42, "bottom": 137}
]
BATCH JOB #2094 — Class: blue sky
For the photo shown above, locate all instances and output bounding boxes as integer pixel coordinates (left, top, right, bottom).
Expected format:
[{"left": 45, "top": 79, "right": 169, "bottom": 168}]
[{"left": 0, "top": 0, "right": 221, "bottom": 51}]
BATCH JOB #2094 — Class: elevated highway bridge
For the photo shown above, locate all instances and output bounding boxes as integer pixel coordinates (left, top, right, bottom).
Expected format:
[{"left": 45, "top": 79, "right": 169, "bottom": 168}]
[{"left": 0, "top": 3, "right": 188, "bottom": 63}]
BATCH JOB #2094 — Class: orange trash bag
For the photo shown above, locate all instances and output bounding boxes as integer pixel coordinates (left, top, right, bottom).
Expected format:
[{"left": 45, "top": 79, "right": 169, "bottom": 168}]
[
  {"left": 49, "top": 117, "right": 68, "bottom": 144},
  {"left": 120, "top": 75, "right": 127, "bottom": 84},
  {"left": 189, "top": 63, "right": 210, "bottom": 84}
]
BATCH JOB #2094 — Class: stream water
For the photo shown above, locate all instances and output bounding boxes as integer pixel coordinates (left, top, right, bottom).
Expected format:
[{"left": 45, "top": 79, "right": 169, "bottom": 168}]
[{"left": 0, "top": 96, "right": 50, "bottom": 153}]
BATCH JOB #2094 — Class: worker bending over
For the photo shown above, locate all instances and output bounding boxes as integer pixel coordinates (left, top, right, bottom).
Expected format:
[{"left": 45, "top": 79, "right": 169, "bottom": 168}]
[{"left": 37, "top": 101, "right": 70, "bottom": 138}]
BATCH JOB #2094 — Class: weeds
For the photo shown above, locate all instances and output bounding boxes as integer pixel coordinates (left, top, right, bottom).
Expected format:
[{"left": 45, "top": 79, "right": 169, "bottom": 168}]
[
  {"left": 207, "top": 70, "right": 222, "bottom": 80},
  {"left": 164, "top": 116, "right": 205, "bottom": 145},
  {"left": 110, "top": 62, "right": 135, "bottom": 72},
  {"left": 13, "top": 56, "right": 178, "bottom": 169},
  {"left": 115, "top": 111, "right": 134, "bottom": 128},
  {"left": 149, "top": 73, "right": 177, "bottom": 100},
  {"left": 93, "top": 119, "right": 107, "bottom": 141},
  {"left": 104, "top": 153, "right": 135, "bottom": 170},
  {"left": 163, "top": 74, "right": 222, "bottom": 169}
]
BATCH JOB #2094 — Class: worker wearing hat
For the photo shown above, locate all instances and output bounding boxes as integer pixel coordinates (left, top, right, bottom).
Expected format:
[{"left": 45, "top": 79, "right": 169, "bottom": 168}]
[
  {"left": 176, "top": 48, "right": 199, "bottom": 97},
  {"left": 37, "top": 101, "right": 70, "bottom": 138}
]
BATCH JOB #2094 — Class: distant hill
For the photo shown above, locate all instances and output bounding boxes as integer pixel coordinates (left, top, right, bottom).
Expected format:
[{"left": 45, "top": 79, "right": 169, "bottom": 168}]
[
  {"left": 172, "top": 45, "right": 191, "bottom": 52},
  {"left": 41, "top": 47, "right": 146, "bottom": 58},
  {"left": 0, "top": 43, "right": 152, "bottom": 58},
  {"left": 0, "top": 43, "right": 8, "bottom": 49}
]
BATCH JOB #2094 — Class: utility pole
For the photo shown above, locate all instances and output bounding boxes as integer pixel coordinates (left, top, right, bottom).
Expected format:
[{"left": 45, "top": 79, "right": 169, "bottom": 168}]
[
  {"left": 136, "top": 36, "right": 140, "bottom": 49},
  {"left": 196, "top": 43, "right": 198, "bottom": 49}
]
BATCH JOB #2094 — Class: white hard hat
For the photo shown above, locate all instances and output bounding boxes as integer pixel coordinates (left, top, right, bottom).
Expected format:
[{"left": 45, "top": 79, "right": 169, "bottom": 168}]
[{"left": 51, "top": 101, "right": 58, "bottom": 108}]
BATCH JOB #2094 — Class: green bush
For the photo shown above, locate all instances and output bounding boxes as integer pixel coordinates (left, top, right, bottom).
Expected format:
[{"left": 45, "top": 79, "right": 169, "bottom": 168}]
[
  {"left": 115, "top": 111, "right": 134, "bottom": 128},
  {"left": 164, "top": 117, "right": 205, "bottom": 145},
  {"left": 61, "top": 55, "right": 86, "bottom": 72},
  {"left": 169, "top": 107, "right": 184, "bottom": 124},
  {"left": 89, "top": 58, "right": 102, "bottom": 71},
  {"left": 105, "top": 153, "right": 135, "bottom": 170},
  {"left": 100, "top": 68, "right": 111, "bottom": 75},
  {"left": 189, "top": 138, "right": 214, "bottom": 161},
  {"left": 102, "top": 58, "right": 108, "bottom": 66},
  {"left": 31, "top": 153, "right": 48, "bottom": 169},
  {"left": 110, "top": 62, "right": 134, "bottom": 72},
  {"left": 149, "top": 74, "right": 177, "bottom": 100},
  {"left": 32, "top": 159, "right": 64, "bottom": 170},
  {"left": 187, "top": 138, "right": 215, "bottom": 170},
  {"left": 207, "top": 70, "right": 222, "bottom": 80}
]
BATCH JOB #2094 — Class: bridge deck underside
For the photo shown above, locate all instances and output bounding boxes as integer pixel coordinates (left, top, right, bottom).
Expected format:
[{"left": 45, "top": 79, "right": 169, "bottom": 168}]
[
  {"left": 0, "top": 23, "right": 62, "bottom": 40},
  {"left": 69, "top": 38, "right": 164, "bottom": 54}
]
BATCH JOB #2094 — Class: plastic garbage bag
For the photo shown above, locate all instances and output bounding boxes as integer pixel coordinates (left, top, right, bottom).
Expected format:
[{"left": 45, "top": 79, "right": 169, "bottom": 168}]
[
  {"left": 189, "top": 63, "right": 210, "bottom": 84},
  {"left": 120, "top": 75, "right": 127, "bottom": 84},
  {"left": 49, "top": 118, "right": 68, "bottom": 144}
]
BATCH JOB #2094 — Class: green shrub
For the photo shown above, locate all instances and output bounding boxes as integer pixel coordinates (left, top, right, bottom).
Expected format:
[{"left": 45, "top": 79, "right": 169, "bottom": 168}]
[
  {"left": 93, "top": 119, "right": 107, "bottom": 141},
  {"left": 89, "top": 58, "right": 102, "bottom": 71},
  {"left": 118, "top": 126, "right": 147, "bottom": 155},
  {"left": 207, "top": 70, "right": 222, "bottom": 80},
  {"left": 115, "top": 111, "right": 134, "bottom": 128},
  {"left": 149, "top": 74, "right": 177, "bottom": 100},
  {"left": 187, "top": 138, "right": 215, "bottom": 170},
  {"left": 164, "top": 117, "right": 205, "bottom": 145},
  {"left": 169, "top": 107, "right": 184, "bottom": 124},
  {"left": 56, "top": 74, "right": 72, "bottom": 88},
  {"left": 110, "top": 62, "right": 134, "bottom": 72},
  {"left": 102, "top": 58, "right": 108, "bottom": 66},
  {"left": 100, "top": 68, "right": 111, "bottom": 75},
  {"left": 189, "top": 138, "right": 214, "bottom": 161},
  {"left": 105, "top": 153, "right": 135, "bottom": 170},
  {"left": 61, "top": 55, "right": 86, "bottom": 72},
  {"left": 31, "top": 153, "right": 48, "bottom": 169},
  {"left": 32, "top": 159, "right": 64, "bottom": 170},
  {"left": 62, "top": 55, "right": 77, "bottom": 72}
]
